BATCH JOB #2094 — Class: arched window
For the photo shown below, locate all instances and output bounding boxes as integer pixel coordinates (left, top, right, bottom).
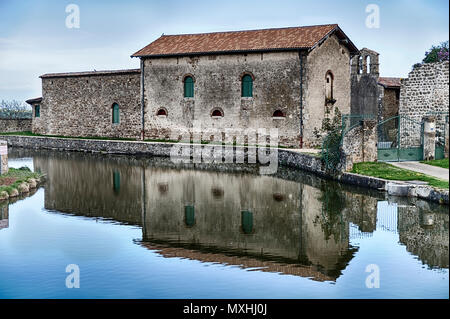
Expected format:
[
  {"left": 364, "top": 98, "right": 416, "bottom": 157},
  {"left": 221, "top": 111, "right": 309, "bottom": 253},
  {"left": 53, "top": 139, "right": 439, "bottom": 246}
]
[
  {"left": 112, "top": 103, "right": 120, "bottom": 124},
  {"left": 272, "top": 110, "right": 285, "bottom": 118},
  {"left": 211, "top": 109, "right": 224, "bottom": 117},
  {"left": 325, "top": 71, "right": 334, "bottom": 101},
  {"left": 157, "top": 108, "right": 167, "bottom": 116},
  {"left": 184, "top": 76, "right": 194, "bottom": 98},
  {"left": 241, "top": 74, "right": 253, "bottom": 97}
]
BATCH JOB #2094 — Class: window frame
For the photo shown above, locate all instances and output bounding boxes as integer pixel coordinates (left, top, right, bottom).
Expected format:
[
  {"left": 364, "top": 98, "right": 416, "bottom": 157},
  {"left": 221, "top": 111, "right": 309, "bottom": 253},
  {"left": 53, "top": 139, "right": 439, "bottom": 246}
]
[
  {"left": 35, "top": 104, "right": 40, "bottom": 118},
  {"left": 112, "top": 103, "right": 120, "bottom": 124},
  {"left": 241, "top": 74, "right": 253, "bottom": 98},
  {"left": 183, "top": 75, "right": 194, "bottom": 98}
]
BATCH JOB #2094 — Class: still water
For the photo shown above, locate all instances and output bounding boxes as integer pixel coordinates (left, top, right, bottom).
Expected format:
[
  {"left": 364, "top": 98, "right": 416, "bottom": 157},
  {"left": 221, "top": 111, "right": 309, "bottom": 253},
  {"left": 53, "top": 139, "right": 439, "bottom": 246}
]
[{"left": 0, "top": 148, "right": 448, "bottom": 299}]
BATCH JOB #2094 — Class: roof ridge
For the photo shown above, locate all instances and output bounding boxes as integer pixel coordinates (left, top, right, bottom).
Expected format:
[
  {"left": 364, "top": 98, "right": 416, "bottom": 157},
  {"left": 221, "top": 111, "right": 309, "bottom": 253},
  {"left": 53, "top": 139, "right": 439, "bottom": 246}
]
[{"left": 161, "top": 24, "right": 338, "bottom": 37}]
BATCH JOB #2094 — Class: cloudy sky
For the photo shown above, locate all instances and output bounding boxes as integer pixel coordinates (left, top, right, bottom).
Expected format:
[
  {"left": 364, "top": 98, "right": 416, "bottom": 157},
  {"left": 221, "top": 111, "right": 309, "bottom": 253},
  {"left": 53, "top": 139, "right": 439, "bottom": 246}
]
[{"left": 0, "top": 0, "right": 448, "bottom": 102}]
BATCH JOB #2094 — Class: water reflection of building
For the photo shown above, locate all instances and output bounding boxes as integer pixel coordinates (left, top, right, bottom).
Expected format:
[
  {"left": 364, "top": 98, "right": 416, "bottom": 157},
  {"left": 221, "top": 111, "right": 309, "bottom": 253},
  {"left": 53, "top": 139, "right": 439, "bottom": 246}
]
[
  {"left": 0, "top": 203, "right": 8, "bottom": 230},
  {"left": 16, "top": 148, "right": 447, "bottom": 278},
  {"left": 397, "top": 201, "right": 449, "bottom": 268}
]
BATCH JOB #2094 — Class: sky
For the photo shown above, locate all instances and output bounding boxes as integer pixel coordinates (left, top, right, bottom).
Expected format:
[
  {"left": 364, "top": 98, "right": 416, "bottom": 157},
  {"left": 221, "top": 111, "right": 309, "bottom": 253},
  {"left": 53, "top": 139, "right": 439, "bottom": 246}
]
[{"left": 0, "top": 0, "right": 448, "bottom": 102}]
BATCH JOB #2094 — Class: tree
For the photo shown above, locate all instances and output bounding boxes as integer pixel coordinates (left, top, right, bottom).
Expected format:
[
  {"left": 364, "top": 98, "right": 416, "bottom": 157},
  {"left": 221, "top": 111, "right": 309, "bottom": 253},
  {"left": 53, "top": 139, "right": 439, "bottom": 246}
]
[
  {"left": 0, "top": 100, "right": 32, "bottom": 119},
  {"left": 417, "top": 41, "right": 449, "bottom": 67}
]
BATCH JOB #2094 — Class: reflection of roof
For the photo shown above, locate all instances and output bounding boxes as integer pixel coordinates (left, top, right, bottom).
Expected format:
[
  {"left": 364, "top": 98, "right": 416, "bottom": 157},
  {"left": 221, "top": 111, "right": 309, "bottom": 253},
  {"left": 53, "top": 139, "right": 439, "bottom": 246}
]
[
  {"left": 140, "top": 241, "right": 335, "bottom": 282},
  {"left": 378, "top": 77, "right": 402, "bottom": 88},
  {"left": 132, "top": 24, "right": 359, "bottom": 57}
]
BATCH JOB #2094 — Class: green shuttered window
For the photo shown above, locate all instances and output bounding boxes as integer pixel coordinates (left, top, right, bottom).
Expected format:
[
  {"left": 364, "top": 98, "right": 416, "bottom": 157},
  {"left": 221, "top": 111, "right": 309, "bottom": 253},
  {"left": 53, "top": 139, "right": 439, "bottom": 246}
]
[
  {"left": 241, "top": 75, "right": 253, "bottom": 98},
  {"left": 241, "top": 210, "right": 253, "bottom": 234},
  {"left": 184, "top": 76, "right": 194, "bottom": 98},
  {"left": 113, "top": 171, "right": 120, "bottom": 193},
  {"left": 184, "top": 205, "right": 195, "bottom": 227},
  {"left": 35, "top": 105, "right": 40, "bottom": 118},
  {"left": 112, "top": 103, "right": 120, "bottom": 124}
]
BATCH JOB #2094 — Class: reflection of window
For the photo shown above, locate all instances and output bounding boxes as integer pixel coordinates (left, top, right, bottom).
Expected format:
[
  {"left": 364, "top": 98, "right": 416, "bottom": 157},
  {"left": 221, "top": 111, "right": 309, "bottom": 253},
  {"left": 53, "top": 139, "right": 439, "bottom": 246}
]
[
  {"left": 272, "top": 110, "right": 285, "bottom": 118},
  {"left": 112, "top": 103, "right": 120, "bottom": 124},
  {"left": 241, "top": 210, "right": 253, "bottom": 234},
  {"left": 184, "top": 205, "right": 195, "bottom": 227},
  {"left": 211, "top": 187, "right": 224, "bottom": 198},
  {"left": 241, "top": 74, "right": 253, "bottom": 97},
  {"left": 184, "top": 76, "right": 194, "bottom": 98},
  {"left": 273, "top": 193, "right": 285, "bottom": 201},
  {"left": 113, "top": 171, "right": 120, "bottom": 193},
  {"left": 35, "top": 105, "right": 40, "bottom": 117}
]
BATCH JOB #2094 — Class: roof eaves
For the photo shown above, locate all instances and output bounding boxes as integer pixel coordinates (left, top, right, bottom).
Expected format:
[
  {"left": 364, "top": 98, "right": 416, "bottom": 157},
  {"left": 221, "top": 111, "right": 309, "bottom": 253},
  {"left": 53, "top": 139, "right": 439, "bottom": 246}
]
[
  {"left": 308, "top": 25, "right": 359, "bottom": 55},
  {"left": 132, "top": 47, "right": 310, "bottom": 59}
]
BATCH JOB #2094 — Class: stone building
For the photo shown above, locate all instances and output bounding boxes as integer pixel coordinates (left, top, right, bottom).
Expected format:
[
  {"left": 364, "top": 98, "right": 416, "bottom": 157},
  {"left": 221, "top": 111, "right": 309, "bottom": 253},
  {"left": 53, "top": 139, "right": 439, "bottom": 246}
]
[
  {"left": 378, "top": 77, "right": 401, "bottom": 121},
  {"left": 27, "top": 70, "right": 142, "bottom": 139},
  {"left": 350, "top": 48, "right": 401, "bottom": 122},
  {"left": 27, "top": 24, "right": 359, "bottom": 148}
]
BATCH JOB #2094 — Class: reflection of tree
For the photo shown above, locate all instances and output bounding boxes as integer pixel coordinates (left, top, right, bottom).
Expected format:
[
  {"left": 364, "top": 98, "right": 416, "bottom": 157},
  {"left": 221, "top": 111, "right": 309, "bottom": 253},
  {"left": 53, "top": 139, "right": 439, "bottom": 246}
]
[{"left": 319, "top": 183, "right": 346, "bottom": 241}]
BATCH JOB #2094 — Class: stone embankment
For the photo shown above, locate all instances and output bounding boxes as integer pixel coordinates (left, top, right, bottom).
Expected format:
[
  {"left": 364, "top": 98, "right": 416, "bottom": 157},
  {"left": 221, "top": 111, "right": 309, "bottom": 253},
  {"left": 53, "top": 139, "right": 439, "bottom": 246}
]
[{"left": 1, "top": 134, "right": 448, "bottom": 205}]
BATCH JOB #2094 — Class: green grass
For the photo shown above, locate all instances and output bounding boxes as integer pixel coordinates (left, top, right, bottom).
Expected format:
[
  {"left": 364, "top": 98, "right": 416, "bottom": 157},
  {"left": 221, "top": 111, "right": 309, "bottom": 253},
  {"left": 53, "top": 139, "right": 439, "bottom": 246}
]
[
  {"left": 0, "top": 167, "right": 44, "bottom": 195},
  {"left": 352, "top": 162, "right": 449, "bottom": 189},
  {"left": 420, "top": 158, "right": 449, "bottom": 169}
]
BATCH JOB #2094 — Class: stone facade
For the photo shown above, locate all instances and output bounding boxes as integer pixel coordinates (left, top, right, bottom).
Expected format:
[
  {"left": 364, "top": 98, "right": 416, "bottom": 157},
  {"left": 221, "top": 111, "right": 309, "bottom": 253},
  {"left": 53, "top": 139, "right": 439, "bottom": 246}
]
[
  {"left": 143, "top": 34, "right": 351, "bottom": 148},
  {"left": 143, "top": 51, "right": 302, "bottom": 147},
  {"left": 302, "top": 34, "right": 351, "bottom": 147},
  {"left": 0, "top": 119, "right": 32, "bottom": 133},
  {"left": 33, "top": 70, "right": 141, "bottom": 139}
]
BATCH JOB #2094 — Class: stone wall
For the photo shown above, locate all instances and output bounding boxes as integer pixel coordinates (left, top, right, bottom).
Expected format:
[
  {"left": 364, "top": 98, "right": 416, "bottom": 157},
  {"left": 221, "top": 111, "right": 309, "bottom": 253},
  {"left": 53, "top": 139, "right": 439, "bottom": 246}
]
[
  {"left": 0, "top": 119, "right": 32, "bottom": 133},
  {"left": 35, "top": 70, "right": 141, "bottom": 139},
  {"left": 399, "top": 61, "right": 449, "bottom": 146},
  {"left": 341, "top": 119, "right": 378, "bottom": 171}
]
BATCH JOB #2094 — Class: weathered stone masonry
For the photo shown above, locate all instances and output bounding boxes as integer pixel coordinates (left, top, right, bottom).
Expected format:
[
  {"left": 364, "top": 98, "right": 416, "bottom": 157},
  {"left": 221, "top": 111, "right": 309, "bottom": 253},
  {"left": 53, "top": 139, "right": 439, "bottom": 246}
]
[
  {"left": 142, "top": 34, "right": 352, "bottom": 148},
  {"left": 34, "top": 69, "right": 141, "bottom": 139},
  {"left": 0, "top": 119, "right": 32, "bottom": 133},
  {"left": 400, "top": 61, "right": 449, "bottom": 121}
]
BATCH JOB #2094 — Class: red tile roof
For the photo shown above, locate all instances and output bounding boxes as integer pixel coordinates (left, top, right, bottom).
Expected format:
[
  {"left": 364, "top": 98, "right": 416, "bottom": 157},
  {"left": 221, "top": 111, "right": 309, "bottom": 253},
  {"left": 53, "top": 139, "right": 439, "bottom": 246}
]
[
  {"left": 132, "top": 24, "right": 358, "bottom": 57},
  {"left": 378, "top": 77, "right": 402, "bottom": 88}
]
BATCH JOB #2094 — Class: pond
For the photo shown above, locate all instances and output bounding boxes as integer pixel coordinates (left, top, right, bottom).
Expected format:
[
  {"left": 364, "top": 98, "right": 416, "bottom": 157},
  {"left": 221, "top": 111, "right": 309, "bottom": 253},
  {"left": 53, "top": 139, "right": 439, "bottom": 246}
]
[{"left": 0, "top": 148, "right": 448, "bottom": 299}]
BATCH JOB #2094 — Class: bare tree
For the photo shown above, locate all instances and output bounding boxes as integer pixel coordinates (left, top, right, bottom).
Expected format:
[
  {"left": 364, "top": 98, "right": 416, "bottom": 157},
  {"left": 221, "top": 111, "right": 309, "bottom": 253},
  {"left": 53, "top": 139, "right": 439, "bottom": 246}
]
[{"left": 0, "top": 100, "right": 32, "bottom": 119}]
